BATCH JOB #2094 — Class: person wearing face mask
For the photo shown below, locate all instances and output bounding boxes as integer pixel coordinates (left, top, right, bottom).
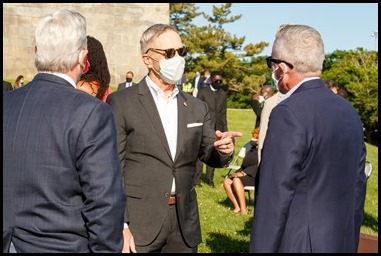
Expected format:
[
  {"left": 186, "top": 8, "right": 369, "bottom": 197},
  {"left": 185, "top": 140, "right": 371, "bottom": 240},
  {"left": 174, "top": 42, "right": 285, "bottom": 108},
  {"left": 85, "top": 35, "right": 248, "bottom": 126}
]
[
  {"left": 249, "top": 24, "right": 366, "bottom": 253},
  {"left": 194, "top": 71, "right": 228, "bottom": 189},
  {"left": 117, "top": 70, "right": 137, "bottom": 90},
  {"left": 106, "top": 24, "right": 242, "bottom": 253}
]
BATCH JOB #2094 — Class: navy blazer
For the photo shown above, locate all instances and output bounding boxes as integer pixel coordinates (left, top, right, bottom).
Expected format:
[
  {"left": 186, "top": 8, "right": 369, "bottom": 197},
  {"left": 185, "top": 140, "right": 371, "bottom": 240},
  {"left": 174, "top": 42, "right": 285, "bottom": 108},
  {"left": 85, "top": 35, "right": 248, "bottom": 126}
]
[
  {"left": 3, "top": 73, "right": 126, "bottom": 253},
  {"left": 192, "top": 75, "right": 204, "bottom": 90},
  {"left": 249, "top": 79, "right": 366, "bottom": 253},
  {"left": 106, "top": 78, "right": 232, "bottom": 247}
]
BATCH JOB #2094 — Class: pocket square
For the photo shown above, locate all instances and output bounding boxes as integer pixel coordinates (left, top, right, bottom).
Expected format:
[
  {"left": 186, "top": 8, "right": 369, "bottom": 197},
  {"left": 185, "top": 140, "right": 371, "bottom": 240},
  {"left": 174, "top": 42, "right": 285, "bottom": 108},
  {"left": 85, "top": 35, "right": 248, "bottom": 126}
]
[{"left": 187, "top": 123, "right": 203, "bottom": 128}]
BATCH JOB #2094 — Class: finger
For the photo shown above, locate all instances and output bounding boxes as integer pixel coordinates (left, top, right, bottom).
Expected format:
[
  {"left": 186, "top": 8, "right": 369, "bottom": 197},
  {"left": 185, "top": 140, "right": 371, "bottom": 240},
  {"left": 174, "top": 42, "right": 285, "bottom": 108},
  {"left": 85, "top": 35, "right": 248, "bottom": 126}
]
[{"left": 228, "top": 131, "right": 243, "bottom": 138}]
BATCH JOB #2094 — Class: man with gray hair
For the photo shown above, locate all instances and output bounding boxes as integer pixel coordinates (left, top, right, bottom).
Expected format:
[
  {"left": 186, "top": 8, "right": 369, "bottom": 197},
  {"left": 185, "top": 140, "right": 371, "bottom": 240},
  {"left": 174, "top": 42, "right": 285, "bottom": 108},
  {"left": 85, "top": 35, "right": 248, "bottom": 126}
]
[
  {"left": 249, "top": 24, "right": 366, "bottom": 253},
  {"left": 107, "top": 23, "right": 242, "bottom": 253},
  {"left": 3, "top": 9, "right": 126, "bottom": 253}
]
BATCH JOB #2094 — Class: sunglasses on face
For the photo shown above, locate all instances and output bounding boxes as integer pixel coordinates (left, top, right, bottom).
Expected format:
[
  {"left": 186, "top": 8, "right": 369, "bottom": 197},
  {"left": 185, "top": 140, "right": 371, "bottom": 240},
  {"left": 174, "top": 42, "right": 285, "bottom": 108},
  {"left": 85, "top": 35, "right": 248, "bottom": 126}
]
[
  {"left": 146, "top": 46, "right": 187, "bottom": 59},
  {"left": 266, "top": 56, "right": 294, "bottom": 69},
  {"left": 213, "top": 79, "right": 223, "bottom": 83}
]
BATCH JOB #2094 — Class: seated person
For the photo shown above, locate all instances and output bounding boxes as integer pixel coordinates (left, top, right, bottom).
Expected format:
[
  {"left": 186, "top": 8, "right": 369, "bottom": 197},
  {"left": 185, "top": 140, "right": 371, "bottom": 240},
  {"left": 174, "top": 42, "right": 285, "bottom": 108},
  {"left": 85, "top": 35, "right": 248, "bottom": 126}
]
[{"left": 223, "top": 128, "right": 259, "bottom": 215}]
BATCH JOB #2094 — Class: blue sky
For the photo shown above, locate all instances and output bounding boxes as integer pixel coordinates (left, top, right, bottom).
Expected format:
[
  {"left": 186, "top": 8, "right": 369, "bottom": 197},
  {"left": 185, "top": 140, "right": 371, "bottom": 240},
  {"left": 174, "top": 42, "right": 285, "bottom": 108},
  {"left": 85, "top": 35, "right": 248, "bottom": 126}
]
[{"left": 193, "top": 3, "right": 378, "bottom": 56}]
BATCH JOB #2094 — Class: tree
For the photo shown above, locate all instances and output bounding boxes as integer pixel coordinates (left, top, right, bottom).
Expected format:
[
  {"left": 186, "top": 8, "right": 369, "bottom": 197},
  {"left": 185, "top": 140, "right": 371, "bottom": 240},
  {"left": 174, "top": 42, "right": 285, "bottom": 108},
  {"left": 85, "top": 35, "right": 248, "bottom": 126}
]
[
  {"left": 169, "top": 3, "right": 203, "bottom": 57},
  {"left": 170, "top": 3, "right": 269, "bottom": 103},
  {"left": 322, "top": 48, "right": 378, "bottom": 144}
]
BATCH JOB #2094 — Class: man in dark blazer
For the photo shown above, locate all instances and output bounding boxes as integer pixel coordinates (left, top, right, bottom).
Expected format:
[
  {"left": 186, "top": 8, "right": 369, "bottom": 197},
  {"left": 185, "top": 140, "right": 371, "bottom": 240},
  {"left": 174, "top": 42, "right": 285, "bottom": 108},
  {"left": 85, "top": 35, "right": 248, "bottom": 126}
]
[
  {"left": 117, "top": 70, "right": 138, "bottom": 90},
  {"left": 194, "top": 71, "right": 228, "bottom": 188},
  {"left": 191, "top": 71, "right": 204, "bottom": 97},
  {"left": 249, "top": 24, "right": 367, "bottom": 253},
  {"left": 3, "top": 9, "right": 126, "bottom": 253},
  {"left": 106, "top": 23, "right": 241, "bottom": 253}
]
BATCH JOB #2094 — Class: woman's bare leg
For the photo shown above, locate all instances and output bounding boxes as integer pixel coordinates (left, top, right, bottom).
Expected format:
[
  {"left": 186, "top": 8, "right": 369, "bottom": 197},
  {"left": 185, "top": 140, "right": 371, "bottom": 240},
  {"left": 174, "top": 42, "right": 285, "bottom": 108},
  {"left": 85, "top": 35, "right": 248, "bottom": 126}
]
[
  {"left": 232, "top": 178, "right": 248, "bottom": 214},
  {"left": 223, "top": 178, "right": 240, "bottom": 213}
]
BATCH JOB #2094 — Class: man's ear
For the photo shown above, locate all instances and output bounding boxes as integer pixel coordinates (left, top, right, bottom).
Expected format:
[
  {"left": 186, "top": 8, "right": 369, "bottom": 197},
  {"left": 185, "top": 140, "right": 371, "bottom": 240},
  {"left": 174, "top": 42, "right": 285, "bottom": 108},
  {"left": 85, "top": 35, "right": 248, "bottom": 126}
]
[
  {"left": 142, "top": 54, "right": 152, "bottom": 68},
  {"left": 280, "top": 62, "right": 289, "bottom": 74}
]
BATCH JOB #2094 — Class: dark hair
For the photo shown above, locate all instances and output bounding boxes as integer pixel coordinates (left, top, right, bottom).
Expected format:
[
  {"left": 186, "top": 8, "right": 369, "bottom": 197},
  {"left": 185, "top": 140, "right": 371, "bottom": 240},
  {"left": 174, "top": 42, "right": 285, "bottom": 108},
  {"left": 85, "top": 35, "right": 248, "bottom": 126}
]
[
  {"left": 80, "top": 35, "right": 110, "bottom": 99},
  {"left": 323, "top": 79, "right": 337, "bottom": 89},
  {"left": 210, "top": 71, "right": 223, "bottom": 79},
  {"left": 337, "top": 88, "right": 348, "bottom": 98},
  {"left": 15, "top": 75, "right": 24, "bottom": 85}
]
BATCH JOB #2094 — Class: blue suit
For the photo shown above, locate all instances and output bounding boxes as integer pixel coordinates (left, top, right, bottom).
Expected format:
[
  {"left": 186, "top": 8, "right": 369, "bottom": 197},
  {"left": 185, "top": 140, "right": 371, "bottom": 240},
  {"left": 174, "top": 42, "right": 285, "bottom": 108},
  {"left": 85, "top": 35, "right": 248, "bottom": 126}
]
[
  {"left": 249, "top": 79, "right": 366, "bottom": 253},
  {"left": 3, "top": 73, "right": 126, "bottom": 252}
]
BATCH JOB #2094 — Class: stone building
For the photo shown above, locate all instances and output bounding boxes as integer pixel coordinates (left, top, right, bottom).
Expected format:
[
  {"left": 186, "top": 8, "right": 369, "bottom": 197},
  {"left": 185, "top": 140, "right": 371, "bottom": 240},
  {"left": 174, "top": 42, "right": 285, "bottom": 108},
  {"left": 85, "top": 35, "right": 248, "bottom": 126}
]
[{"left": 3, "top": 3, "right": 169, "bottom": 87}]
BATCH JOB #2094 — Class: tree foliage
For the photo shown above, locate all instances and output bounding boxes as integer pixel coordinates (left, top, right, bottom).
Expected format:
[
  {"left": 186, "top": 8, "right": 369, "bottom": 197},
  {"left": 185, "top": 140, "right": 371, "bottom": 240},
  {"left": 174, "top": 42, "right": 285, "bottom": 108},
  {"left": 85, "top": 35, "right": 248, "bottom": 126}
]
[
  {"left": 170, "top": 5, "right": 378, "bottom": 145},
  {"left": 322, "top": 48, "right": 378, "bottom": 142},
  {"left": 170, "top": 3, "right": 269, "bottom": 97}
]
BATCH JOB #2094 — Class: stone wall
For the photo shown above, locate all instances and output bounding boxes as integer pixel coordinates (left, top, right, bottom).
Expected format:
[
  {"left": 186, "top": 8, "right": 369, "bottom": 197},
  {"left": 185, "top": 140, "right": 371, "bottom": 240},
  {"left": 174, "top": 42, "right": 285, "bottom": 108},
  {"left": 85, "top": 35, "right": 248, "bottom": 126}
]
[{"left": 3, "top": 3, "right": 169, "bottom": 87}]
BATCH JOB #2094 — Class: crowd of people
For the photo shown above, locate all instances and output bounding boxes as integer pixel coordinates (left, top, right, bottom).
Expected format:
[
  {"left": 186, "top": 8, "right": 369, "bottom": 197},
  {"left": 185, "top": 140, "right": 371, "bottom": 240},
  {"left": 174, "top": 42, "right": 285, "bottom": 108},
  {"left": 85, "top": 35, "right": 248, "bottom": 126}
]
[{"left": 3, "top": 8, "right": 367, "bottom": 254}]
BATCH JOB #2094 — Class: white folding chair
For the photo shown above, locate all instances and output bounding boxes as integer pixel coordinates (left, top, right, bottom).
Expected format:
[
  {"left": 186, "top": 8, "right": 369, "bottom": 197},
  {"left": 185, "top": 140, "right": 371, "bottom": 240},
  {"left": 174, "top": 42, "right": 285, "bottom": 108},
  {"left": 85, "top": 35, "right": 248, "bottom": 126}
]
[
  {"left": 223, "top": 141, "right": 255, "bottom": 203},
  {"left": 244, "top": 185, "right": 255, "bottom": 204},
  {"left": 224, "top": 141, "right": 252, "bottom": 179}
]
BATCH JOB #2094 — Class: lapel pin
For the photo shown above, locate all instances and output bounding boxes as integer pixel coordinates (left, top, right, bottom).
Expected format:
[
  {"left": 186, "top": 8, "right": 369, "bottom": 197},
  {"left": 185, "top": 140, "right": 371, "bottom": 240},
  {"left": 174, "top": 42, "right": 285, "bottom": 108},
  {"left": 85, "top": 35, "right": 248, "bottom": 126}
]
[{"left": 183, "top": 102, "right": 187, "bottom": 107}]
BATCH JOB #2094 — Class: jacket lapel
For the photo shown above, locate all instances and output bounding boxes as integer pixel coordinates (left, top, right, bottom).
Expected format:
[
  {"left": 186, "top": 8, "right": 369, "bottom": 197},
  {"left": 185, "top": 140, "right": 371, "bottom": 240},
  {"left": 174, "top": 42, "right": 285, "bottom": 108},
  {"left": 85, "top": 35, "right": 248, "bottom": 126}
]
[
  {"left": 174, "top": 92, "right": 188, "bottom": 162},
  {"left": 138, "top": 81, "right": 172, "bottom": 159}
]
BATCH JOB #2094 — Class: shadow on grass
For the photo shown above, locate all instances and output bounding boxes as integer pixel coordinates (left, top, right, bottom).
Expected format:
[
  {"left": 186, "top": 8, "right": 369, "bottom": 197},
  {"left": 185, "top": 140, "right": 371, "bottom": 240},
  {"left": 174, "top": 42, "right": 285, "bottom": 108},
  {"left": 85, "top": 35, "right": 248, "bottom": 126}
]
[
  {"left": 205, "top": 232, "right": 250, "bottom": 253},
  {"left": 362, "top": 211, "right": 379, "bottom": 233}
]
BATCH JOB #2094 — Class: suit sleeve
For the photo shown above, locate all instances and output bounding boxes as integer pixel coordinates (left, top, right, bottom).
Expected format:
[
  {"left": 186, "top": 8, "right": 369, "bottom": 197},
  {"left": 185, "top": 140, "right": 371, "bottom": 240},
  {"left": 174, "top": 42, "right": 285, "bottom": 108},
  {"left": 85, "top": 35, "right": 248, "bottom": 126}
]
[
  {"left": 251, "top": 99, "right": 262, "bottom": 118},
  {"left": 250, "top": 105, "right": 305, "bottom": 252},
  {"left": 76, "top": 102, "right": 126, "bottom": 252},
  {"left": 106, "top": 94, "right": 127, "bottom": 176},
  {"left": 354, "top": 142, "right": 367, "bottom": 249},
  {"left": 198, "top": 100, "right": 232, "bottom": 168}
]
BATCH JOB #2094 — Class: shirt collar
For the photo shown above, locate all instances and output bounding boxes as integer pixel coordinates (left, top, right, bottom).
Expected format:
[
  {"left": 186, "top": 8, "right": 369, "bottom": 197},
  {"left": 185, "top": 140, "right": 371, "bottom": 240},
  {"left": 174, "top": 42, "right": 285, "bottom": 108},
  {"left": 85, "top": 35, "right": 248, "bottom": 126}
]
[{"left": 38, "top": 71, "right": 77, "bottom": 88}]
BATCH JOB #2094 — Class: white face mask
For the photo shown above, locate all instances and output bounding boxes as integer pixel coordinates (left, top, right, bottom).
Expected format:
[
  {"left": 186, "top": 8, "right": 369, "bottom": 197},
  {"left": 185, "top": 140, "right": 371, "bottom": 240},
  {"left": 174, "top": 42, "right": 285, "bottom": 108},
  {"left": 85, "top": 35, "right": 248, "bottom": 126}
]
[
  {"left": 258, "top": 95, "right": 265, "bottom": 103},
  {"left": 271, "top": 65, "right": 287, "bottom": 91},
  {"left": 158, "top": 56, "right": 185, "bottom": 84}
]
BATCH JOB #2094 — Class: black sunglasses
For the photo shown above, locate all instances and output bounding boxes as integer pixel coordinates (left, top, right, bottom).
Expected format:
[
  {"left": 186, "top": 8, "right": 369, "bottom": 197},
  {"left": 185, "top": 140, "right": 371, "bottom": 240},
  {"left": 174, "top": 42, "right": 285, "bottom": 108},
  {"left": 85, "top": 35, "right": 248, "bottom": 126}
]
[
  {"left": 266, "top": 56, "right": 294, "bottom": 69},
  {"left": 213, "top": 79, "right": 223, "bottom": 83},
  {"left": 146, "top": 46, "right": 187, "bottom": 59}
]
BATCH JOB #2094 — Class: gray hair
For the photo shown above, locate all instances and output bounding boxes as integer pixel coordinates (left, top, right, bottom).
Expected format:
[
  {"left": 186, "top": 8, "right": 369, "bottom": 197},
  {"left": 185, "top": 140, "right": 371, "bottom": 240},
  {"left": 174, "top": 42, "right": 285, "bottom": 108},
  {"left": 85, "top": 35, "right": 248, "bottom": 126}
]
[
  {"left": 140, "top": 24, "right": 178, "bottom": 55},
  {"left": 272, "top": 24, "right": 325, "bottom": 74},
  {"left": 34, "top": 9, "right": 87, "bottom": 73}
]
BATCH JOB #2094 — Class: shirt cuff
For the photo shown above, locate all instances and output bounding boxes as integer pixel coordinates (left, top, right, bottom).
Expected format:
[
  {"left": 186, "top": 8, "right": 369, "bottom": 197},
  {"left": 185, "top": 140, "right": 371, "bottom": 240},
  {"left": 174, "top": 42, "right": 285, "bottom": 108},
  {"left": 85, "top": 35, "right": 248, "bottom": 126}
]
[{"left": 123, "top": 223, "right": 129, "bottom": 229}]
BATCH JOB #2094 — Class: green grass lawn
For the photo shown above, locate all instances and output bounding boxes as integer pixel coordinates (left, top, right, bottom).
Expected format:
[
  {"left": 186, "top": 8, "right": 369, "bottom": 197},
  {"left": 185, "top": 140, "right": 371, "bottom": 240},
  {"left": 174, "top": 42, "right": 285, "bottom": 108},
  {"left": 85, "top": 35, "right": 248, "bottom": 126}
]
[{"left": 196, "top": 108, "right": 378, "bottom": 253}]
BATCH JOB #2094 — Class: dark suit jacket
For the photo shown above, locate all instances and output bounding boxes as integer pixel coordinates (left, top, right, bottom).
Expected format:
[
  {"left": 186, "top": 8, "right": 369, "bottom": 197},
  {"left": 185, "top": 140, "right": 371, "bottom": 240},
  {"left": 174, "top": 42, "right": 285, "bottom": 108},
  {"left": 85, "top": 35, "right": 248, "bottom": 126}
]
[
  {"left": 249, "top": 79, "right": 367, "bottom": 253},
  {"left": 251, "top": 98, "right": 262, "bottom": 128},
  {"left": 106, "top": 78, "right": 232, "bottom": 247},
  {"left": 196, "top": 86, "right": 228, "bottom": 132},
  {"left": 117, "top": 81, "right": 138, "bottom": 91},
  {"left": 192, "top": 75, "right": 204, "bottom": 90},
  {"left": 3, "top": 73, "right": 126, "bottom": 253}
]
